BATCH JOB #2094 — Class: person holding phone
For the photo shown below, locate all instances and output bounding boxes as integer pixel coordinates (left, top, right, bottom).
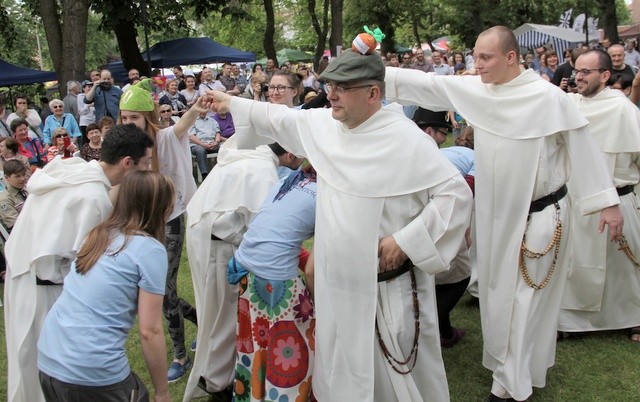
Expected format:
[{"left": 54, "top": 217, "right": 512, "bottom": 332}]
[{"left": 46, "top": 127, "right": 77, "bottom": 161}]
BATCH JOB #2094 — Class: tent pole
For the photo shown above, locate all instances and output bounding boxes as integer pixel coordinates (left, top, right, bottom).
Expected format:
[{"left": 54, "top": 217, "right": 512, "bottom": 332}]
[
  {"left": 584, "top": 0, "right": 589, "bottom": 44},
  {"left": 8, "top": 88, "right": 14, "bottom": 113}
]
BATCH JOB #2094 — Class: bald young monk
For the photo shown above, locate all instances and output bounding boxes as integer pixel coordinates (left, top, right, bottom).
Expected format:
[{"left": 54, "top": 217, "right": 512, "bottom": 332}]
[{"left": 385, "top": 26, "right": 623, "bottom": 401}]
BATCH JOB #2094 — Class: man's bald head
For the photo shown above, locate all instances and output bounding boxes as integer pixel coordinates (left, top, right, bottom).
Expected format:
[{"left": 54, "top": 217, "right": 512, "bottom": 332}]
[
  {"left": 474, "top": 26, "right": 521, "bottom": 85},
  {"left": 479, "top": 26, "right": 520, "bottom": 59},
  {"left": 608, "top": 44, "right": 625, "bottom": 69}
]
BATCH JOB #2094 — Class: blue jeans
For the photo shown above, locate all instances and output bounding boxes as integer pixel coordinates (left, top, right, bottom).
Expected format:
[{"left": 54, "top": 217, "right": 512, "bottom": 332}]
[{"left": 190, "top": 144, "right": 216, "bottom": 175}]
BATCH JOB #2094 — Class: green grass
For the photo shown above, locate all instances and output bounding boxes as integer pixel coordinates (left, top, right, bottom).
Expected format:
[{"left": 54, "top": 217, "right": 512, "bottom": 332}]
[{"left": 2, "top": 252, "right": 639, "bottom": 401}]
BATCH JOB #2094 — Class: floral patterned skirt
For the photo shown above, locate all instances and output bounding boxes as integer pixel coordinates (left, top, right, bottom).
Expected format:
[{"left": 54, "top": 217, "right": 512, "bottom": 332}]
[{"left": 234, "top": 272, "right": 315, "bottom": 402}]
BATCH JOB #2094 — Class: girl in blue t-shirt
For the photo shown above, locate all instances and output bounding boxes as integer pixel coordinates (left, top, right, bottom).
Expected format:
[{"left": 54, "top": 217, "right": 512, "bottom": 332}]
[{"left": 37, "top": 171, "right": 175, "bottom": 402}]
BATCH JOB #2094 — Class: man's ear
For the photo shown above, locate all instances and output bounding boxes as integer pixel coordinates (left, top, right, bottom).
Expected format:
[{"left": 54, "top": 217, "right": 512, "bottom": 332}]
[
  {"left": 370, "top": 85, "right": 381, "bottom": 102},
  {"left": 120, "top": 155, "right": 134, "bottom": 171}
]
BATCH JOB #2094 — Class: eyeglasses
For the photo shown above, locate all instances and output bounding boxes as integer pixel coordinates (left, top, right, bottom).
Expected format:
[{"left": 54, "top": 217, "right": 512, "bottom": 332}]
[
  {"left": 325, "top": 83, "right": 373, "bottom": 94},
  {"left": 573, "top": 68, "right": 606, "bottom": 76},
  {"left": 268, "top": 85, "right": 295, "bottom": 93},
  {"left": 434, "top": 128, "right": 449, "bottom": 136},
  {"left": 160, "top": 109, "right": 172, "bottom": 113}
]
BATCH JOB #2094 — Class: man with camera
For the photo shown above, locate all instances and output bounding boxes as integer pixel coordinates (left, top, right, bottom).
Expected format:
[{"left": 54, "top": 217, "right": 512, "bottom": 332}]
[
  {"left": 84, "top": 69, "right": 123, "bottom": 121},
  {"left": 559, "top": 49, "right": 640, "bottom": 343}
]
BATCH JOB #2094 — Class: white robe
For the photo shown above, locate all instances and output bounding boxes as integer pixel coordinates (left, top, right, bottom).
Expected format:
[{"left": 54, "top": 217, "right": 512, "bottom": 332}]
[
  {"left": 183, "top": 137, "right": 280, "bottom": 400},
  {"left": 230, "top": 97, "right": 473, "bottom": 401},
  {"left": 560, "top": 88, "right": 640, "bottom": 330},
  {"left": 4, "top": 158, "right": 112, "bottom": 402},
  {"left": 385, "top": 67, "right": 619, "bottom": 400}
]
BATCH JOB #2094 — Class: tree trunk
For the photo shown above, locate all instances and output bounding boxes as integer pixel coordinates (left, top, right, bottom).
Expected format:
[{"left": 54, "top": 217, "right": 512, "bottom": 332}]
[
  {"left": 308, "top": 0, "right": 329, "bottom": 69},
  {"left": 61, "top": 0, "right": 88, "bottom": 81},
  {"left": 329, "top": 0, "right": 343, "bottom": 56},
  {"left": 112, "top": 19, "right": 149, "bottom": 76},
  {"left": 263, "top": 0, "right": 277, "bottom": 67},
  {"left": 38, "top": 0, "right": 62, "bottom": 76},
  {"left": 411, "top": 18, "right": 421, "bottom": 48},
  {"left": 376, "top": 5, "right": 396, "bottom": 56},
  {"left": 598, "top": 0, "right": 619, "bottom": 44},
  {"left": 38, "top": 0, "right": 88, "bottom": 96}
]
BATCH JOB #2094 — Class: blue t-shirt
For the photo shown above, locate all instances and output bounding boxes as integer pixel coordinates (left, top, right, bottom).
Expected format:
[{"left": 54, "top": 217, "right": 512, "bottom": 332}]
[
  {"left": 43, "top": 113, "right": 82, "bottom": 144},
  {"left": 37, "top": 234, "right": 167, "bottom": 386},
  {"left": 441, "top": 146, "right": 475, "bottom": 177},
  {"left": 234, "top": 177, "right": 316, "bottom": 280}
]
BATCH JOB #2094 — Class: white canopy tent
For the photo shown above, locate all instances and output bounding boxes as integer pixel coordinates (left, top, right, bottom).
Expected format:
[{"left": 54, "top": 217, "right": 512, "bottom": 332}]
[{"left": 514, "top": 23, "right": 586, "bottom": 63}]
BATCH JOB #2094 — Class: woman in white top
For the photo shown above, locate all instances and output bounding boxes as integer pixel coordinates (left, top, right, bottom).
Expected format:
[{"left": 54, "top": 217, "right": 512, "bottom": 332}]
[
  {"left": 297, "top": 64, "right": 320, "bottom": 91},
  {"left": 77, "top": 81, "right": 96, "bottom": 142},
  {"left": 119, "top": 80, "right": 203, "bottom": 382},
  {"left": 179, "top": 75, "right": 200, "bottom": 108}
]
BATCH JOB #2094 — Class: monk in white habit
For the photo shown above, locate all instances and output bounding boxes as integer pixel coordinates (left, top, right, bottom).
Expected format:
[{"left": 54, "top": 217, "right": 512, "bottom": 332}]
[
  {"left": 205, "top": 48, "right": 473, "bottom": 401},
  {"left": 384, "top": 26, "right": 623, "bottom": 401},
  {"left": 4, "top": 125, "right": 154, "bottom": 402},
  {"left": 559, "top": 49, "right": 640, "bottom": 342},
  {"left": 183, "top": 137, "right": 302, "bottom": 401}
]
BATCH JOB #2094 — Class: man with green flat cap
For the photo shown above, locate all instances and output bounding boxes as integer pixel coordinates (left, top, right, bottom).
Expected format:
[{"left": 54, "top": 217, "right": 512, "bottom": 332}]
[{"left": 206, "top": 48, "right": 472, "bottom": 401}]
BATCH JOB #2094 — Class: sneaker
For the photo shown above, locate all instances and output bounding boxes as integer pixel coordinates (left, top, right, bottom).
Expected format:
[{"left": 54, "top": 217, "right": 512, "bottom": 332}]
[
  {"left": 190, "top": 339, "right": 197, "bottom": 352},
  {"left": 167, "top": 357, "right": 192, "bottom": 383}
]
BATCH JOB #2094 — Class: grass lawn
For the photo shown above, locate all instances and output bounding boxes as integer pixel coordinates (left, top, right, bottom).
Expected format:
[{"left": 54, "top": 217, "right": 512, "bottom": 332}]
[{"left": 1, "top": 250, "right": 639, "bottom": 401}]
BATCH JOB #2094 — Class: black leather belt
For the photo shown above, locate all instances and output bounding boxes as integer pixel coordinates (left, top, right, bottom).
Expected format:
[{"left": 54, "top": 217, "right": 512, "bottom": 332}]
[
  {"left": 36, "top": 277, "right": 62, "bottom": 286},
  {"left": 377, "top": 259, "right": 413, "bottom": 282},
  {"left": 617, "top": 185, "right": 635, "bottom": 197},
  {"left": 529, "top": 185, "right": 567, "bottom": 214},
  {"left": 210, "top": 234, "right": 222, "bottom": 241}
]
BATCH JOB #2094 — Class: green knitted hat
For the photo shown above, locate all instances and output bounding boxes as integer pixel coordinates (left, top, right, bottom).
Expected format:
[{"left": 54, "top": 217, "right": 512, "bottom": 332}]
[{"left": 119, "top": 79, "right": 155, "bottom": 112}]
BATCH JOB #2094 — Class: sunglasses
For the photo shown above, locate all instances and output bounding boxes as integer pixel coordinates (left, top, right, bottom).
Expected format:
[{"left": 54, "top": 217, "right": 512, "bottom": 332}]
[
  {"left": 55, "top": 133, "right": 69, "bottom": 138},
  {"left": 160, "top": 109, "right": 172, "bottom": 113},
  {"left": 52, "top": 105, "right": 63, "bottom": 109}
]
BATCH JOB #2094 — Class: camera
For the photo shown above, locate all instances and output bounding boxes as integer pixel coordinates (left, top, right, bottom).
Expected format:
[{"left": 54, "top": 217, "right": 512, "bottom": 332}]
[
  {"left": 260, "top": 83, "right": 269, "bottom": 93},
  {"left": 567, "top": 71, "right": 577, "bottom": 88}
]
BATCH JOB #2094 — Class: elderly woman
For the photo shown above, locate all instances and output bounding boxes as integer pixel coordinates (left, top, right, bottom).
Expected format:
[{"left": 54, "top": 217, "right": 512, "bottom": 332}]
[
  {"left": 241, "top": 71, "right": 269, "bottom": 102},
  {"left": 42, "top": 99, "right": 81, "bottom": 146},
  {"left": 158, "top": 105, "right": 178, "bottom": 128},
  {"left": 79, "top": 123, "right": 102, "bottom": 162},
  {"left": 10, "top": 118, "right": 47, "bottom": 170},
  {"left": 46, "top": 127, "right": 78, "bottom": 161},
  {"left": 0, "top": 137, "right": 32, "bottom": 180},
  {"left": 159, "top": 79, "right": 188, "bottom": 117}
]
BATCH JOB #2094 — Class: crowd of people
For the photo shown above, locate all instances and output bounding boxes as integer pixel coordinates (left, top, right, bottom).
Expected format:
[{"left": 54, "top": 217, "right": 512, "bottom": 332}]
[{"left": 0, "top": 25, "right": 639, "bottom": 402}]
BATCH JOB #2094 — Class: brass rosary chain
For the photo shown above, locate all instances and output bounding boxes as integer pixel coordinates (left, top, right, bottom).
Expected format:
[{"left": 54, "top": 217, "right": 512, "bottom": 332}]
[
  {"left": 519, "top": 204, "right": 563, "bottom": 290},
  {"left": 618, "top": 235, "right": 640, "bottom": 270}
]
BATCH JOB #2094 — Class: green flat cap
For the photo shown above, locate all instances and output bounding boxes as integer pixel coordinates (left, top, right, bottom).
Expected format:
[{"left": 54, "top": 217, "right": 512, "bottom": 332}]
[
  {"left": 319, "top": 49, "right": 385, "bottom": 83},
  {"left": 120, "top": 79, "right": 155, "bottom": 112}
]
